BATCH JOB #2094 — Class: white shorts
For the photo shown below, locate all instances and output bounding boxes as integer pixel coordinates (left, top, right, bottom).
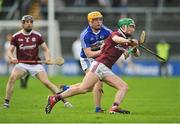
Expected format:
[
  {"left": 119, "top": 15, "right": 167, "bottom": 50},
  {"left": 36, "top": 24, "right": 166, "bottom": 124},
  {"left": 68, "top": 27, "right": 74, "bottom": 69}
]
[
  {"left": 13, "top": 63, "right": 46, "bottom": 77},
  {"left": 90, "top": 61, "right": 115, "bottom": 80},
  {"left": 80, "top": 57, "right": 94, "bottom": 71}
]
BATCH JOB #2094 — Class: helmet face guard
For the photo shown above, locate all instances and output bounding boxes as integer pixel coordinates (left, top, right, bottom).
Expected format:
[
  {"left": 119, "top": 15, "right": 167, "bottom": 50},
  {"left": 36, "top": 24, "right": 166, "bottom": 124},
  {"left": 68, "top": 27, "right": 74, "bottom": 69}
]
[
  {"left": 87, "top": 11, "right": 103, "bottom": 22},
  {"left": 21, "top": 15, "right": 34, "bottom": 23},
  {"left": 117, "top": 18, "right": 135, "bottom": 30}
]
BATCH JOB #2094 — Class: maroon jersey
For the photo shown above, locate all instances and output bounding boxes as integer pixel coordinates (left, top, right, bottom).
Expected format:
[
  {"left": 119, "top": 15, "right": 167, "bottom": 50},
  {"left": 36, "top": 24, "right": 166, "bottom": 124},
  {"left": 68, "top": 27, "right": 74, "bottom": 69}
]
[
  {"left": 11, "top": 30, "right": 44, "bottom": 62},
  {"left": 96, "top": 30, "right": 130, "bottom": 69}
]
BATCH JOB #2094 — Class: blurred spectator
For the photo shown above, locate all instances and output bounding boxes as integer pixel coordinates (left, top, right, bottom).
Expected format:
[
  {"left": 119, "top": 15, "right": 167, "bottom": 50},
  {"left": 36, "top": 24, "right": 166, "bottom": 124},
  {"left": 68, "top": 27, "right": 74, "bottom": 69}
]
[
  {"left": 0, "top": 0, "right": 3, "bottom": 11},
  {"left": 87, "top": 0, "right": 99, "bottom": 6},
  {"left": 112, "top": 0, "right": 128, "bottom": 18},
  {"left": 20, "top": 0, "right": 31, "bottom": 16},
  {"left": 1, "top": 0, "right": 15, "bottom": 7},
  {"left": 72, "top": 37, "right": 82, "bottom": 75},
  {"left": 112, "top": 0, "right": 128, "bottom": 7},
  {"left": 86, "top": 0, "right": 111, "bottom": 7},
  {"left": 98, "top": 0, "right": 111, "bottom": 7},
  {"left": 156, "top": 39, "right": 170, "bottom": 77},
  {"left": 121, "top": 0, "right": 128, "bottom": 16},
  {"left": 74, "top": 0, "right": 86, "bottom": 7},
  {"left": 112, "top": 0, "right": 120, "bottom": 7},
  {"left": 153, "top": 0, "right": 159, "bottom": 7},
  {"left": 4, "top": 34, "right": 13, "bottom": 74},
  {"left": 40, "top": 0, "right": 48, "bottom": 19},
  {"left": 55, "top": 0, "right": 65, "bottom": 10}
]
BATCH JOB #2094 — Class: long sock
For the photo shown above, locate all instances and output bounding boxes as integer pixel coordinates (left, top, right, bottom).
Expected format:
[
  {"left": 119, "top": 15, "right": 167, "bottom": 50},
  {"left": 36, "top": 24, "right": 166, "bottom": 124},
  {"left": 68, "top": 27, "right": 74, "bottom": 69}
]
[
  {"left": 4, "top": 99, "right": 9, "bottom": 104},
  {"left": 54, "top": 94, "right": 66, "bottom": 103},
  {"left": 63, "top": 85, "right": 70, "bottom": 91},
  {"left": 112, "top": 102, "right": 119, "bottom": 109},
  {"left": 4, "top": 99, "right": 10, "bottom": 107}
]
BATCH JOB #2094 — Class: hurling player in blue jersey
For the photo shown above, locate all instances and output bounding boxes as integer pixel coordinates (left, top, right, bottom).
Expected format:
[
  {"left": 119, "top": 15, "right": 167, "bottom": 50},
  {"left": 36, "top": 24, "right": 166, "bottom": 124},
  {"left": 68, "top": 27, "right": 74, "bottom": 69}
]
[{"left": 60, "top": 11, "right": 112, "bottom": 113}]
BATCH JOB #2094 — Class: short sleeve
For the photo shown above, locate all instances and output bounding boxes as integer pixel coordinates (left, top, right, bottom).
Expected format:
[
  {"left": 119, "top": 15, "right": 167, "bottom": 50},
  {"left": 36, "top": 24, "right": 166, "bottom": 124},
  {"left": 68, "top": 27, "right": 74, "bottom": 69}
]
[
  {"left": 10, "top": 36, "right": 17, "bottom": 46},
  {"left": 80, "top": 34, "right": 91, "bottom": 48},
  {"left": 111, "top": 32, "right": 117, "bottom": 38},
  {"left": 38, "top": 35, "right": 44, "bottom": 45}
]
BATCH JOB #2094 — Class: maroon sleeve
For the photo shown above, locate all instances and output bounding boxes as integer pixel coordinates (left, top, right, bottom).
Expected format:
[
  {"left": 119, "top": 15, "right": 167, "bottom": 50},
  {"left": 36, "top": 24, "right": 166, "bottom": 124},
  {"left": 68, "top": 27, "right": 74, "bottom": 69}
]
[
  {"left": 111, "top": 32, "right": 118, "bottom": 38},
  {"left": 10, "top": 36, "right": 17, "bottom": 46},
  {"left": 38, "top": 35, "right": 44, "bottom": 45}
]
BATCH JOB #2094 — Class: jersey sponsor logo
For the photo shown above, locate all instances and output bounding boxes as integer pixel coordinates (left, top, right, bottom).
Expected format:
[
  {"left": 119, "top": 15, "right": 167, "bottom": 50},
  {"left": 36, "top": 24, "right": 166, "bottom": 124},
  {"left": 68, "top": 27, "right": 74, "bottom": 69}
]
[
  {"left": 100, "top": 35, "right": 105, "bottom": 39},
  {"left": 32, "top": 37, "right": 36, "bottom": 42},
  {"left": 91, "top": 40, "right": 104, "bottom": 47},
  {"left": 115, "top": 44, "right": 127, "bottom": 52},
  {"left": 18, "top": 38, "right": 23, "bottom": 42},
  {"left": 19, "top": 44, "right": 36, "bottom": 50},
  {"left": 90, "top": 37, "right": 94, "bottom": 41},
  {"left": 25, "top": 37, "right": 30, "bottom": 43}
]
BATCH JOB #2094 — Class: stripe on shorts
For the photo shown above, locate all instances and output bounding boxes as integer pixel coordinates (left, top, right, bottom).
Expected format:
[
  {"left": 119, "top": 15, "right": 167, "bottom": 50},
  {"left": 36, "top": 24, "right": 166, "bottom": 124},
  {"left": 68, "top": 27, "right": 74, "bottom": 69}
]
[{"left": 91, "top": 62, "right": 99, "bottom": 73}]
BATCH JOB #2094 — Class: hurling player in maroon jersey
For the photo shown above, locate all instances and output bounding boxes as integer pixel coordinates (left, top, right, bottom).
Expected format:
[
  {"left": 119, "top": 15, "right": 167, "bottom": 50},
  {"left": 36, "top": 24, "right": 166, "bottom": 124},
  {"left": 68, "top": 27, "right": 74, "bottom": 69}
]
[
  {"left": 3, "top": 15, "right": 72, "bottom": 108},
  {"left": 45, "top": 18, "right": 140, "bottom": 114}
]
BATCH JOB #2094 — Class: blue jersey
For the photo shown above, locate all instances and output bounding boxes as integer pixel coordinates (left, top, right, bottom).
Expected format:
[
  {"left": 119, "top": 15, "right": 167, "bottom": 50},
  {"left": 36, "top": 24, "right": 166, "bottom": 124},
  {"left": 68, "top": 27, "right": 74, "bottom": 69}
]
[{"left": 80, "top": 25, "right": 112, "bottom": 58}]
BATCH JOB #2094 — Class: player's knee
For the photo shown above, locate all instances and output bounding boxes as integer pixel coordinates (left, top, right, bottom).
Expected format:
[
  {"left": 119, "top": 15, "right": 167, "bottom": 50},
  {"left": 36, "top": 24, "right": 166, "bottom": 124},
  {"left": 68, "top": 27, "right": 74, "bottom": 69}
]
[
  {"left": 98, "top": 82, "right": 103, "bottom": 88},
  {"left": 118, "top": 83, "right": 128, "bottom": 91},
  {"left": 122, "top": 84, "right": 128, "bottom": 92},
  {"left": 94, "top": 81, "right": 103, "bottom": 90},
  {"left": 93, "top": 86, "right": 102, "bottom": 93},
  {"left": 9, "top": 74, "right": 18, "bottom": 82}
]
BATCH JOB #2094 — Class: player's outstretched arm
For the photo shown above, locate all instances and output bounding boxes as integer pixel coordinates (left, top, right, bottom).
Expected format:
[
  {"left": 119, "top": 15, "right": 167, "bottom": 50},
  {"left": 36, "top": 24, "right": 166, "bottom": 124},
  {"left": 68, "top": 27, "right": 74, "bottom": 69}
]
[
  {"left": 112, "top": 35, "right": 131, "bottom": 44},
  {"left": 40, "top": 42, "right": 51, "bottom": 63}
]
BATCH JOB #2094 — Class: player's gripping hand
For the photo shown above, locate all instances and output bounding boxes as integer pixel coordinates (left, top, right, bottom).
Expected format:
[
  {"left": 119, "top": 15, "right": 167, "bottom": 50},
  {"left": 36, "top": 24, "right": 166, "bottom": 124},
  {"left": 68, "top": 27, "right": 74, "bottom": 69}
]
[
  {"left": 133, "top": 48, "right": 141, "bottom": 57},
  {"left": 129, "top": 39, "right": 139, "bottom": 46},
  {"left": 9, "top": 57, "right": 18, "bottom": 64},
  {"left": 123, "top": 51, "right": 130, "bottom": 60}
]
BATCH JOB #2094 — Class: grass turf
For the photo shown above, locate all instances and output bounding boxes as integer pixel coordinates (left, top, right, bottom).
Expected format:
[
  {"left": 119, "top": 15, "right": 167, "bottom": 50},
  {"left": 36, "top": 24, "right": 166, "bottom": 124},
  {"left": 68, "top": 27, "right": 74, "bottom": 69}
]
[{"left": 0, "top": 75, "right": 180, "bottom": 123}]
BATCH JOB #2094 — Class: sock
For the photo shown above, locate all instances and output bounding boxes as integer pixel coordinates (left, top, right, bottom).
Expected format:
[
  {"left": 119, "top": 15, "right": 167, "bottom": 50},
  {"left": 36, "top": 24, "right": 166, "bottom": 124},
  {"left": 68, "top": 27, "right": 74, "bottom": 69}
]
[
  {"left": 95, "top": 106, "right": 101, "bottom": 112},
  {"left": 54, "top": 94, "right": 66, "bottom": 103},
  {"left": 4, "top": 99, "right": 9, "bottom": 104},
  {"left": 63, "top": 85, "right": 70, "bottom": 91},
  {"left": 112, "top": 102, "right": 119, "bottom": 109}
]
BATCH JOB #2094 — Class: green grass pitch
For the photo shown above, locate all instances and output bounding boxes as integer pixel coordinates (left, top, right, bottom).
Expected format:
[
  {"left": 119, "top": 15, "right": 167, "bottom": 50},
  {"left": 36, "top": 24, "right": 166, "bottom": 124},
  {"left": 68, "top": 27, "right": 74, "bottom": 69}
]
[{"left": 0, "top": 75, "right": 180, "bottom": 123}]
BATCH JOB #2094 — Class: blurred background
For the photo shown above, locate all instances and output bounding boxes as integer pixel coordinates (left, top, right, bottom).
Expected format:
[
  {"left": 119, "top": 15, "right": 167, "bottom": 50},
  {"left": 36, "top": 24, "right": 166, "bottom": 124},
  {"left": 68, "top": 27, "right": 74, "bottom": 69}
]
[{"left": 0, "top": 0, "right": 180, "bottom": 76}]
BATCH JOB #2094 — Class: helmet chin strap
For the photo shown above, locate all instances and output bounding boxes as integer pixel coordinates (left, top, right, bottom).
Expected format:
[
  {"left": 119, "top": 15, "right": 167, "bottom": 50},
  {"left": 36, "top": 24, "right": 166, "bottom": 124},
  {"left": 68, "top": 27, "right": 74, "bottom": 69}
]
[
  {"left": 120, "top": 25, "right": 127, "bottom": 33},
  {"left": 120, "top": 26, "right": 132, "bottom": 37}
]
